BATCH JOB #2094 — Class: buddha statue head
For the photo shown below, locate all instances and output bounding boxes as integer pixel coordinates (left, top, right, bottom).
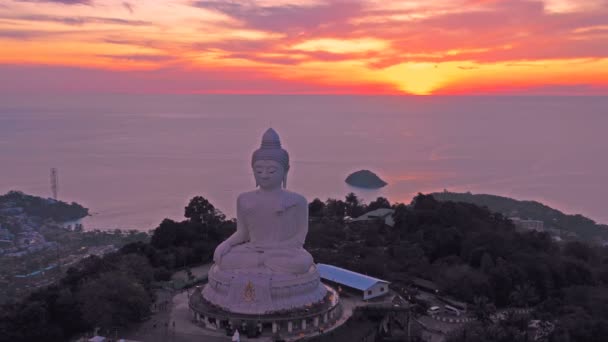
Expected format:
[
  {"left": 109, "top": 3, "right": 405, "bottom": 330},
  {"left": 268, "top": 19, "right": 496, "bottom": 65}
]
[{"left": 252, "top": 128, "right": 290, "bottom": 189}]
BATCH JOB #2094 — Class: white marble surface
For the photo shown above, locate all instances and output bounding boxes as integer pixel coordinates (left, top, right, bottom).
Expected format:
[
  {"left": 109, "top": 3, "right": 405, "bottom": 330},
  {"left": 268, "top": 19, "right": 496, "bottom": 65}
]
[{"left": 203, "top": 129, "right": 327, "bottom": 314}]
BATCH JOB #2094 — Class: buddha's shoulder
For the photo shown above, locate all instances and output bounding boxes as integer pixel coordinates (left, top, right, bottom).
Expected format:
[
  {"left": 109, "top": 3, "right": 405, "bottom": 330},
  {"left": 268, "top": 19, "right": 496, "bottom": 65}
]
[
  {"left": 236, "top": 190, "right": 307, "bottom": 206},
  {"left": 282, "top": 190, "right": 307, "bottom": 206},
  {"left": 237, "top": 191, "right": 257, "bottom": 203}
]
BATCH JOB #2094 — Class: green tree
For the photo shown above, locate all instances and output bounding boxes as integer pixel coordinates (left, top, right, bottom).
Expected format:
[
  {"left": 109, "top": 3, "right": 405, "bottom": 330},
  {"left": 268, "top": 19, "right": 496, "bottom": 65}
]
[
  {"left": 438, "top": 265, "right": 491, "bottom": 302},
  {"left": 325, "top": 198, "right": 346, "bottom": 218},
  {"left": 509, "top": 283, "right": 538, "bottom": 308},
  {"left": 388, "top": 242, "right": 429, "bottom": 274},
  {"left": 563, "top": 241, "right": 597, "bottom": 263},
  {"left": 345, "top": 192, "right": 365, "bottom": 217},
  {"left": 186, "top": 268, "right": 194, "bottom": 281},
  {"left": 472, "top": 296, "right": 496, "bottom": 325},
  {"left": 308, "top": 198, "right": 326, "bottom": 217},
  {"left": 150, "top": 219, "right": 179, "bottom": 249},
  {"left": 480, "top": 252, "right": 495, "bottom": 274},
  {"left": 184, "top": 196, "right": 225, "bottom": 225},
  {"left": 77, "top": 271, "right": 151, "bottom": 330},
  {"left": 412, "top": 193, "right": 439, "bottom": 211},
  {"left": 392, "top": 203, "right": 413, "bottom": 234},
  {"left": 117, "top": 254, "right": 154, "bottom": 291},
  {"left": 367, "top": 197, "right": 391, "bottom": 211}
]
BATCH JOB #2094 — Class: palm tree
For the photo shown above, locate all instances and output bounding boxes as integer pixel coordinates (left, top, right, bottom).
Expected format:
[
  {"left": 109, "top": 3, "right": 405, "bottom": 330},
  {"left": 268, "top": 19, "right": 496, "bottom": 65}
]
[
  {"left": 472, "top": 296, "right": 496, "bottom": 325},
  {"left": 509, "top": 283, "right": 539, "bottom": 308}
]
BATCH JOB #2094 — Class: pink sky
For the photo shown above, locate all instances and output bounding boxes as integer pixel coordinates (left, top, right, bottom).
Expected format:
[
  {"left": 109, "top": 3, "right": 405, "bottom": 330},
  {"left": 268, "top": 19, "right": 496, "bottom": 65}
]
[{"left": 1, "top": 0, "right": 608, "bottom": 94}]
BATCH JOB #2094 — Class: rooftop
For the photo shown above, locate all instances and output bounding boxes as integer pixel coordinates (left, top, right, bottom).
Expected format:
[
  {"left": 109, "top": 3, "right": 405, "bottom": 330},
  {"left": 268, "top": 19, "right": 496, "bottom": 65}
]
[
  {"left": 317, "top": 263, "right": 389, "bottom": 291},
  {"left": 411, "top": 277, "right": 439, "bottom": 291},
  {"left": 351, "top": 208, "right": 395, "bottom": 227}
]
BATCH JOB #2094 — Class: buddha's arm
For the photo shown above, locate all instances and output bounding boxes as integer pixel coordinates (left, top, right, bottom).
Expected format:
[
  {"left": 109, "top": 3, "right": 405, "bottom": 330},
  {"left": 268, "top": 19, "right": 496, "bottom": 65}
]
[
  {"left": 222, "top": 196, "right": 250, "bottom": 247},
  {"left": 214, "top": 196, "right": 250, "bottom": 263},
  {"left": 280, "top": 199, "right": 308, "bottom": 248}
]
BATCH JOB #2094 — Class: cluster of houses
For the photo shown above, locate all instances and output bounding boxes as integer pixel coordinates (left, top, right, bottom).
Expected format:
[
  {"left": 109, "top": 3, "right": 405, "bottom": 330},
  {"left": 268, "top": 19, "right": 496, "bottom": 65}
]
[
  {"left": 509, "top": 217, "right": 544, "bottom": 232},
  {"left": 508, "top": 216, "right": 589, "bottom": 242},
  {"left": 0, "top": 224, "right": 14, "bottom": 243},
  {"left": 0, "top": 198, "right": 83, "bottom": 257},
  {"left": 0, "top": 216, "right": 57, "bottom": 257}
]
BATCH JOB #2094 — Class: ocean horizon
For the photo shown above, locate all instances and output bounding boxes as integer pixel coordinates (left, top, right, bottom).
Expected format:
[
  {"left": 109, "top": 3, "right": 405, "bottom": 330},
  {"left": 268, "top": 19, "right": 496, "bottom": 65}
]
[{"left": 1, "top": 94, "right": 606, "bottom": 230}]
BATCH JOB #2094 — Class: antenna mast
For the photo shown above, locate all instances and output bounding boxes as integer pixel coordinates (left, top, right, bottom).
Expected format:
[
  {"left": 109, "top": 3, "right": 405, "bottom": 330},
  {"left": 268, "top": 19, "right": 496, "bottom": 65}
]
[{"left": 50, "top": 168, "right": 58, "bottom": 200}]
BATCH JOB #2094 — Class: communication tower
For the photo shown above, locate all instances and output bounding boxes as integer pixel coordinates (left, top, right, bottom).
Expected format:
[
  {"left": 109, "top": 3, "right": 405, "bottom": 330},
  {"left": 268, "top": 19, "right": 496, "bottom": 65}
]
[{"left": 50, "top": 168, "right": 58, "bottom": 200}]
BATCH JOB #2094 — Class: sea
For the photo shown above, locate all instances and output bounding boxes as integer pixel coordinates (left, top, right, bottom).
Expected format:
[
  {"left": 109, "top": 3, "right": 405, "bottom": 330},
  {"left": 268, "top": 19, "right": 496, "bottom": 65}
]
[{"left": 1, "top": 94, "right": 606, "bottom": 231}]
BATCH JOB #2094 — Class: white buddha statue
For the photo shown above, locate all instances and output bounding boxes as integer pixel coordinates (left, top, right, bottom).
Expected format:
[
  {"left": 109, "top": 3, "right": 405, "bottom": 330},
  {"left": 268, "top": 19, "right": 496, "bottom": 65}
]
[{"left": 203, "top": 128, "right": 326, "bottom": 314}]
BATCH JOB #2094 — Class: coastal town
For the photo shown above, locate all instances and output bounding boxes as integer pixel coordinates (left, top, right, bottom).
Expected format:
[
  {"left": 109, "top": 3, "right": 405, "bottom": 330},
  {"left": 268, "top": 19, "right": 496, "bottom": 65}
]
[{"left": 0, "top": 191, "right": 146, "bottom": 304}]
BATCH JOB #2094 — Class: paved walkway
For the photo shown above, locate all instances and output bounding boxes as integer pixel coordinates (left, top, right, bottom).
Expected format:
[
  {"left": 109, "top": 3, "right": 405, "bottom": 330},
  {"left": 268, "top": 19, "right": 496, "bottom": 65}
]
[
  {"left": 123, "top": 289, "right": 272, "bottom": 342},
  {"left": 172, "top": 264, "right": 213, "bottom": 282},
  {"left": 417, "top": 316, "right": 465, "bottom": 342},
  {"left": 171, "top": 291, "right": 274, "bottom": 342},
  {"left": 430, "top": 314, "right": 474, "bottom": 324}
]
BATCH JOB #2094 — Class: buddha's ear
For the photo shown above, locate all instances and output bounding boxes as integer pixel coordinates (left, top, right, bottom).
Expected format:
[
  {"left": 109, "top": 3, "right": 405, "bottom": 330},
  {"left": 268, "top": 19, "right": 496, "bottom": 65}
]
[{"left": 283, "top": 174, "right": 287, "bottom": 188}]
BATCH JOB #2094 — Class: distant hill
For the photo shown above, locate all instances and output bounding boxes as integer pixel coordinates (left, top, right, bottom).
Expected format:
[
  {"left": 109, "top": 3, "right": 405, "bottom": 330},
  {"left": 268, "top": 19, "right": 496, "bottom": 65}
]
[
  {"left": 431, "top": 191, "right": 608, "bottom": 243},
  {"left": 0, "top": 191, "right": 89, "bottom": 223}
]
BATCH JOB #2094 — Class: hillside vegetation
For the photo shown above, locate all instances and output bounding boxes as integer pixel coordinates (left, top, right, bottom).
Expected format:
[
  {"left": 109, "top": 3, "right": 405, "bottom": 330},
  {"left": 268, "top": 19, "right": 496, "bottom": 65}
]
[
  {"left": 2, "top": 193, "right": 608, "bottom": 342},
  {"left": 432, "top": 191, "right": 608, "bottom": 243},
  {"left": 0, "top": 191, "right": 89, "bottom": 223}
]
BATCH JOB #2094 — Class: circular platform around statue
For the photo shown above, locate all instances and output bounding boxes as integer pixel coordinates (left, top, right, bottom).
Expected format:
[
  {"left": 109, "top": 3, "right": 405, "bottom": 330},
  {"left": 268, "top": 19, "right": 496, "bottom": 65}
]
[
  {"left": 189, "top": 284, "right": 341, "bottom": 338},
  {"left": 202, "top": 264, "right": 328, "bottom": 315}
]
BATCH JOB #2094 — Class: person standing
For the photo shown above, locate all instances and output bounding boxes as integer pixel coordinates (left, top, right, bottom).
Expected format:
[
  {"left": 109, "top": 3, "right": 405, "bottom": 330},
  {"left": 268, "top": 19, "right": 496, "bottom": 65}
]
[{"left": 232, "top": 329, "right": 240, "bottom": 342}]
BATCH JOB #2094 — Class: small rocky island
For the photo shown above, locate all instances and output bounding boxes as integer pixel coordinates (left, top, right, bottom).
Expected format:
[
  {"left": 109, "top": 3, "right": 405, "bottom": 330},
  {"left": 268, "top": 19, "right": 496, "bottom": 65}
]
[{"left": 345, "top": 170, "right": 387, "bottom": 189}]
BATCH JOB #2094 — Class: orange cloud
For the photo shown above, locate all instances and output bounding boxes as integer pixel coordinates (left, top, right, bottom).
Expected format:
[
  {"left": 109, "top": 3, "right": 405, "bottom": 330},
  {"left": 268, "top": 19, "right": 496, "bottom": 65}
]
[{"left": 1, "top": 0, "right": 607, "bottom": 94}]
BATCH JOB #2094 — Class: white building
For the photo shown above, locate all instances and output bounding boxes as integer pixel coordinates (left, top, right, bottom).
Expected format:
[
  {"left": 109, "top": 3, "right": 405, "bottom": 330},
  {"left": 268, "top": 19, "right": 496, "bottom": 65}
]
[
  {"left": 317, "top": 263, "right": 390, "bottom": 300},
  {"left": 351, "top": 208, "right": 395, "bottom": 227},
  {"left": 88, "top": 337, "right": 106, "bottom": 342},
  {"left": 510, "top": 217, "right": 544, "bottom": 232}
]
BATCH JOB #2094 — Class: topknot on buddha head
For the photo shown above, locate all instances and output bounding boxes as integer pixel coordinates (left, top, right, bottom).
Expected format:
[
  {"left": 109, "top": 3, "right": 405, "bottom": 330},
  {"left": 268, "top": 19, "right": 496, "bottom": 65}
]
[{"left": 252, "top": 128, "right": 290, "bottom": 171}]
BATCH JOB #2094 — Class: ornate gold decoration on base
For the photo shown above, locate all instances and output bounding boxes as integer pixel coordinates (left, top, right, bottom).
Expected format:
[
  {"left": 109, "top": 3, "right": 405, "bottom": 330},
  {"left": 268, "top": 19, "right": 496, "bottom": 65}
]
[{"left": 244, "top": 281, "right": 256, "bottom": 302}]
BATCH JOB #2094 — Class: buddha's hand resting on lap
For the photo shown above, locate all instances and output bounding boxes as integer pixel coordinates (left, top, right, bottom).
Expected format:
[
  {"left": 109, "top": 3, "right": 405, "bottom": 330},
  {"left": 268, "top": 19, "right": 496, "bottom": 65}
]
[{"left": 213, "top": 242, "right": 231, "bottom": 264}]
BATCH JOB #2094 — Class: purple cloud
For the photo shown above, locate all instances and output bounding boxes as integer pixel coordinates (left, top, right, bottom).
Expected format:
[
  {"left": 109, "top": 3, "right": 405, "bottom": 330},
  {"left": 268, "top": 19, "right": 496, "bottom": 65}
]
[
  {"left": 15, "top": 0, "right": 92, "bottom": 4},
  {"left": 96, "top": 54, "right": 174, "bottom": 62},
  {"left": 2, "top": 14, "right": 152, "bottom": 26},
  {"left": 0, "top": 29, "right": 58, "bottom": 39},
  {"left": 225, "top": 53, "right": 301, "bottom": 65},
  {"left": 103, "top": 37, "right": 159, "bottom": 48},
  {"left": 123, "top": 2, "right": 134, "bottom": 14},
  {"left": 191, "top": 0, "right": 363, "bottom": 34},
  {"left": 192, "top": 38, "right": 278, "bottom": 53}
]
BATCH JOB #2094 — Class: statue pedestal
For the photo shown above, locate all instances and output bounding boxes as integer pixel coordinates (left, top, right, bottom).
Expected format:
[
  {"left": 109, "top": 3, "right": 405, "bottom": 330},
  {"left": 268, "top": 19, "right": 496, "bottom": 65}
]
[
  {"left": 202, "top": 264, "right": 327, "bottom": 314},
  {"left": 190, "top": 281, "right": 342, "bottom": 339}
]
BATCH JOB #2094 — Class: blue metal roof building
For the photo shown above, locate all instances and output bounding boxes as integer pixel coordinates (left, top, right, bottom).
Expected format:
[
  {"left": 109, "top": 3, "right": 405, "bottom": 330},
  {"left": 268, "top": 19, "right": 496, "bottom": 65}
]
[{"left": 317, "top": 264, "right": 390, "bottom": 300}]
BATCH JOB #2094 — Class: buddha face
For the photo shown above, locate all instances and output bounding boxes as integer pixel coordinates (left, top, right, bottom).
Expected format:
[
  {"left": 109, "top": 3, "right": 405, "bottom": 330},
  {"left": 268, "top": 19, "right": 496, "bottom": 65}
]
[{"left": 253, "top": 160, "right": 285, "bottom": 190}]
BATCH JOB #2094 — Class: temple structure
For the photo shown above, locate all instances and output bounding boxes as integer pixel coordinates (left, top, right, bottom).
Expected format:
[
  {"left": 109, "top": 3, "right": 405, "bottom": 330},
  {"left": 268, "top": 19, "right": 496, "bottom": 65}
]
[{"left": 189, "top": 128, "right": 341, "bottom": 337}]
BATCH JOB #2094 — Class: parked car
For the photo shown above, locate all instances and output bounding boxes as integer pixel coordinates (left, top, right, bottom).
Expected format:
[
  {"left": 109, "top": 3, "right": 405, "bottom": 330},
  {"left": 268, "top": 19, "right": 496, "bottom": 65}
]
[
  {"left": 427, "top": 306, "right": 441, "bottom": 315},
  {"left": 444, "top": 305, "right": 461, "bottom": 316}
]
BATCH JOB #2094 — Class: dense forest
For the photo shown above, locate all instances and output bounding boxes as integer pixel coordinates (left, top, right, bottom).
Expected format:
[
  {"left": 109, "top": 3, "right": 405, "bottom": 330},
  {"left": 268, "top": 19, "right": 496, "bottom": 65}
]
[
  {"left": 1, "top": 193, "right": 607, "bottom": 342},
  {"left": 0, "top": 191, "right": 89, "bottom": 223},
  {"left": 432, "top": 191, "right": 608, "bottom": 243},
  {"left": 308, "top": 193, "right": 608, "bottom": 342}
]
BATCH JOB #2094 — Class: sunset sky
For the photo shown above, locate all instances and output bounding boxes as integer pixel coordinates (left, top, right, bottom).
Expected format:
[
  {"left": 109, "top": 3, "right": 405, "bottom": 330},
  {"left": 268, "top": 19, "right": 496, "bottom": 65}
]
[{"left": 2, "top": 0, "right": 608, "bottom": 95}]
